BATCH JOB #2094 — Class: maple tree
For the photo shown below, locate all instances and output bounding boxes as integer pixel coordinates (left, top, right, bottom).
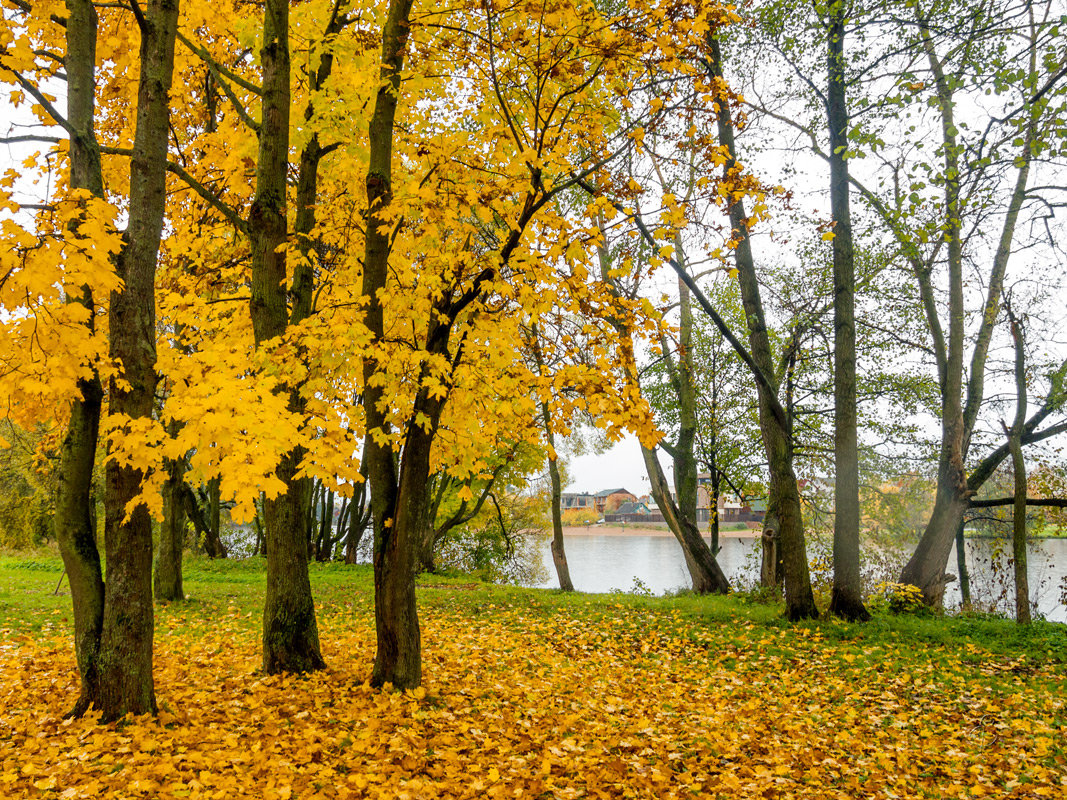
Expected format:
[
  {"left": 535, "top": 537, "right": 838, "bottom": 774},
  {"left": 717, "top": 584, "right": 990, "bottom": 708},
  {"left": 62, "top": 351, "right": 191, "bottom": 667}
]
[
  {"left": 6, "top": 0, "right": 1063, "bottom": 739},
  {"left": 357, "top": 0, "right": 707, "bottom": 686},
  {"left": 1, "top": 0, "right": 179, "bottom": 719}
]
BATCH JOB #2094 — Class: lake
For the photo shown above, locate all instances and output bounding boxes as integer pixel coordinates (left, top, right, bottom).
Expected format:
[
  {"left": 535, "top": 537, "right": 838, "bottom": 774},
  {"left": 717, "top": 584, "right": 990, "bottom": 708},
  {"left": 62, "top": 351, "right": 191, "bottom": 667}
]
[{"left": 530, "top": 530, "right": 1067, "bottom": 623}]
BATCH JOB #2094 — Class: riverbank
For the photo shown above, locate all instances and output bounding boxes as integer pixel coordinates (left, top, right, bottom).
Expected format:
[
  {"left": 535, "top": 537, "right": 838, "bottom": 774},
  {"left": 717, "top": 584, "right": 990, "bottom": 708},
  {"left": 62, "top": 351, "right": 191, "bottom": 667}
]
[{"left": 563, "top": 524, "right": 761, "bottom": 538}]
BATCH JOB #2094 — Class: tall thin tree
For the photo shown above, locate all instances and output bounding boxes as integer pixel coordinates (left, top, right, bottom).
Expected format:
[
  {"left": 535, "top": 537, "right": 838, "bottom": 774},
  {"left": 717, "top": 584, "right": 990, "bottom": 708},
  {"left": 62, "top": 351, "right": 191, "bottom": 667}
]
[{"left": 824, "top": 0, "right": 869, "bottom": 622}]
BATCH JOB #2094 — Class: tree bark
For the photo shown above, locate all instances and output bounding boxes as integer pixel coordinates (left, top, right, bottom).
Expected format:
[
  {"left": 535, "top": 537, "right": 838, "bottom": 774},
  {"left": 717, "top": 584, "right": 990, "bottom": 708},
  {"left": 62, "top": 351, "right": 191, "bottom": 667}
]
[
  {"left": 206, "top": 478, "right": 227, "bottom": 557},
  {"left": 707, "top": 34, "right": 817, "bottom": 619},
  {"left": 642, "top": 446, "right": 730, "bottom": 594},
  {"left": 154, "top": 418, "right": 186, "bottom": 601},
  {"left": 54, "top": 0, "right": 106, "bottom": 719},
  {"left": 97, "top": 0, "right": 179, "bottom": 721},
  {"left": 249, "top": 0, "right": 324, "bottom": 674},
  {"left": 673, "top": 276, "right": 701, "bottom": 545},
  {"left": 542, "top": 401, "right": 574, "bottom": 591},
  {"left": 362, "top": 0, "right": 421, "bottom": 689},
  {"left": 824, "top": 3, "right": 869, "bottom": 622},
  {"left": 708, "top": 470, "right": 720, "bottom": 555},
  {"left": 1006, "top": 309, "right": 1030, "bottom": 624},
  {"left": 954, "top": 518, "right": 971, "bottom": 611}
]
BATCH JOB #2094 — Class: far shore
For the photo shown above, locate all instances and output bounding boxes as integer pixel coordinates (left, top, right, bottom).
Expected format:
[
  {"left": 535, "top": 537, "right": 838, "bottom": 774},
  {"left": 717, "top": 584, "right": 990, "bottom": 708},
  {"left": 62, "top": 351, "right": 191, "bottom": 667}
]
[{"left": 561, "top": 524, "right": 760, "bottom": 538}]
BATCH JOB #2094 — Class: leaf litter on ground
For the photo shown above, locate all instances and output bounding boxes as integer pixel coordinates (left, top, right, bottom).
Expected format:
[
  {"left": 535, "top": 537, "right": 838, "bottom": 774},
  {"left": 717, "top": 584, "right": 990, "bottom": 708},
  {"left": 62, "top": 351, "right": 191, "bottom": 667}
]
[{"left": 0, "top": 561, "right": 1064, "bottom": 799}]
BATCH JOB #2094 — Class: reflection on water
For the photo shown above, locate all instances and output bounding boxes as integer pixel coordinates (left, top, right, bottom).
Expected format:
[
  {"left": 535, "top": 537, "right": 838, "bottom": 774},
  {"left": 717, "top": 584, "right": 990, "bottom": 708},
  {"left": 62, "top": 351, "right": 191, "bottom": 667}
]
[
  {"left": 944, "top": 538, "right": 1066, "bottom": 623},
  {"left": 531, "top": 534, "right": 761, "bottom": 595},
  {"left": 530, "top": 533, "right": 1066, "bottom": 623}
]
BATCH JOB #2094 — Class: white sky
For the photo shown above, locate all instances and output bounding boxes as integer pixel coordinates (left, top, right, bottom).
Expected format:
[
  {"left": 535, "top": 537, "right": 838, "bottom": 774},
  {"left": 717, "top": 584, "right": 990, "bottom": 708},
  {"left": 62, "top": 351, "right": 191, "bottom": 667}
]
[{"left": 565, "top": 435, "right": 652, "bottom": 497}]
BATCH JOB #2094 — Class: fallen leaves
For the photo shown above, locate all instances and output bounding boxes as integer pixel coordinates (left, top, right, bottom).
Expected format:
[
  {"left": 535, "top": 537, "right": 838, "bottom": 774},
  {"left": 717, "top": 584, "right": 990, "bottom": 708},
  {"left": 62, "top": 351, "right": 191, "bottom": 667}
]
[{"left": 0, "top": 590, "right": 1064, "bottom": 799}]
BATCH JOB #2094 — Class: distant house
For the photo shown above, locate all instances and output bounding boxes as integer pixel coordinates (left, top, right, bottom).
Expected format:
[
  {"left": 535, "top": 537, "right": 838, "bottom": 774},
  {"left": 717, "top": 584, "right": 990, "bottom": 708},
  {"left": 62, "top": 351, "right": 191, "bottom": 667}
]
[
  {"left": 594, "top": 488, "right": 637, "bottom": 514},
  {"left": 604, "top": 500, "right": 664, "bottom": 524},
  {"left": 561, "top": 492, "right": 595, "bottom": 511},
  {"left": 612, "top": 501, "right": 650, "bottom": 516},
  {"left": 719, "top": 494, "right": 766, "bottom": 525}
]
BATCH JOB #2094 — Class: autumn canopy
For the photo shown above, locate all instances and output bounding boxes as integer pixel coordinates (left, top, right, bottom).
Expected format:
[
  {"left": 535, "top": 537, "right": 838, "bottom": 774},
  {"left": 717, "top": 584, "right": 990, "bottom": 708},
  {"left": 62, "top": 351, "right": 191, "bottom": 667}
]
[{"left": 0, "top": 0, "right": 761, "bottom": 718}]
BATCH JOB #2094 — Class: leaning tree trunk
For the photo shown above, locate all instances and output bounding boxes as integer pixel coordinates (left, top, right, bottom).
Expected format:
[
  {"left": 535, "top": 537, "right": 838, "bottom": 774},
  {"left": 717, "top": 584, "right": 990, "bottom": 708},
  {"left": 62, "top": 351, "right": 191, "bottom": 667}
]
[
  {"left": 541, "top": 401, "right": 574, "bottom": 591},
  {"left": 97, "top": 0, "right": 179, "bottom": 721},
  {"left": 672, "top": 273, "right": 708, "bottom": 570},
  {"left": 591, "top": 205, "right": 729, "bottom": 594},
  {"left": 54, "top": 0, "right": 106, "bottom": 719},
  {"left": 642, "top": 447, "right": 730, "bottom": 594},
  {"left": 707, "top": 33, "right": 817, "bottom": 619},
  {"left": 825, "top": 4, "right": 869, "bottom": 622}
]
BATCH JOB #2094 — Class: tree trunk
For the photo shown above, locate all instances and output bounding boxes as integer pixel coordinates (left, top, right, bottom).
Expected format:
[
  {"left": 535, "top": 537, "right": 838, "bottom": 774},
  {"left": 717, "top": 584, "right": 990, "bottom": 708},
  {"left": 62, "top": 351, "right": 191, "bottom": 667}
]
[
  {"left": 824, "top": 3, "right": 869, "bottom": 622},
  {"left": 954, "top": 518, "right": 971, "bottom": 611},
  {"left": 318, "top": 488, "right": 335, "bottom": 562},
  {"left": 154, "top": 422, "right": 186, "bottom": 601},
  {"left": 342, "top": 481, "right": 370, "bottom": 564},
  {"left": 900, "top": 449, "right": 969, "bottom": 606},
  {"left": 344, "top": 517, "right": 366, "bottom": 564},
  {"left": 252, "top": 493, "right": 264, "bottom": 556},
  {"left": 248, "top": 0, "right": 324, "bottom": 674},
  {"left": 1007, "top": 310, "right": 1030, "bottom": 624},
  {"left": 97, "top": 0, "right": 179, "bottom": 722},
  {"left": 203, "top": 477, "right": 227, "bottom": 558},
  {"left": 642, "top": 447, "right": 730, "bottom": 594},
  {"left": 673, "top": 275, "right": 701, "bottom": 542},
  {"left": 262, "top": 452, "right": 324, "bottom": 671},
  {"left": 707, "top": 34, "right": 817, "bottom": 619},
  {"left": 541, "top": 401, "right": 574, "bottom": 591},
  {"left": 416, "top": 477, "right": 446, "bottom": 573},
  {"left": 362, "top": 0, "right": 420, "bottom": 690},
  {"left": 761, "top": 513, "right": 779, "bottom": 589},
  {"left": 54, "top": 0, "right": 106, "bottom": 719},
  {"left": 709, "top": 471, "right": 720, "bottom": 556}
]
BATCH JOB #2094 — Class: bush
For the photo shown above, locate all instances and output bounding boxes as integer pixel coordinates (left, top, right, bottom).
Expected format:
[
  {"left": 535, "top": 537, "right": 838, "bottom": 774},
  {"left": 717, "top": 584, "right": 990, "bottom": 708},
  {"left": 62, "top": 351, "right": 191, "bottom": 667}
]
[
  {"left": 868, "top": 581, "right": 928, "bottom": 615},
  {"left": 561, "top": 508, "right": 598, "bottom": 526}
]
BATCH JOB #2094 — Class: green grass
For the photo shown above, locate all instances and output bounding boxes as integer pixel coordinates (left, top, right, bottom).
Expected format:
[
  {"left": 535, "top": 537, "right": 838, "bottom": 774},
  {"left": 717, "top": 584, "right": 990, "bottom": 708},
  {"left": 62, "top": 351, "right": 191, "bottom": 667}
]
[
  {"left": 1, "top": 551, "right": 1064, "bottom": 798},
  {"left": 4, "top": 551, "right": 1063, "bottom": 681}
]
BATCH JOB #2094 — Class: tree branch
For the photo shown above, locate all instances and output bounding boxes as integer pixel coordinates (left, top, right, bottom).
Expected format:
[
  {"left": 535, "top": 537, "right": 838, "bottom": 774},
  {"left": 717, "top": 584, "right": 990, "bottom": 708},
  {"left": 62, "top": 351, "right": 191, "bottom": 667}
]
[
  {"left": 176, "top": 30, "right": 262, "bottom": 96},
  {"left": 969, "top": 497, "right": 1067, "bottom": 509},
  {"left": 99, "top": 145, "right": 248, "bottom": 232},
  {"left": 574, "top": 177, "right": 790, "bottom": 431}
]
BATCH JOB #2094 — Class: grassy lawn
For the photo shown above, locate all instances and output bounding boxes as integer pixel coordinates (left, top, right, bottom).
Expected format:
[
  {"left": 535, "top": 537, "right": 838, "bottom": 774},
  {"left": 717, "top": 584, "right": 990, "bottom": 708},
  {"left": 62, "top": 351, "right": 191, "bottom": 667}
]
[{"left": 0, "top": 553, "right": 1064, "bottom": 798}]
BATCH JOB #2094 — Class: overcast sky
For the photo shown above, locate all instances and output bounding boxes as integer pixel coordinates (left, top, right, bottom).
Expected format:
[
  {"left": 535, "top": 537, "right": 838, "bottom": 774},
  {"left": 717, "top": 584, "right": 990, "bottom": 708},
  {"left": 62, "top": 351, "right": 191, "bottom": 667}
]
[{"left": 565, "top": 436, "right": 653, "bottom": 497}]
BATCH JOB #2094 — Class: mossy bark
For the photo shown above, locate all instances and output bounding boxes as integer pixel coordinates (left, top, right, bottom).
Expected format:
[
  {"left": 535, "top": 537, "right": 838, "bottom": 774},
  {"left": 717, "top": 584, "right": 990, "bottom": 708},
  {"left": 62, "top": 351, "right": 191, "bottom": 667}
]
[
  {"left": 248, "top": 0, "right": 324, "bottom": 674},
  {"left": 825, "top": 3, "right": 869, "bottom": 622},
  {"left": 706, "top": 34, "right": 816, "bottom": 619},
  {"left": 55, "top": 0, "right": 106, "bottom": 719},
  {"left": 97, "top": 0, "right": 180, "bottom": 722}
]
